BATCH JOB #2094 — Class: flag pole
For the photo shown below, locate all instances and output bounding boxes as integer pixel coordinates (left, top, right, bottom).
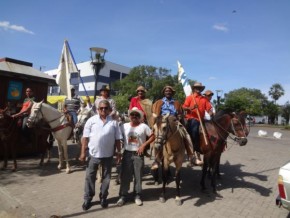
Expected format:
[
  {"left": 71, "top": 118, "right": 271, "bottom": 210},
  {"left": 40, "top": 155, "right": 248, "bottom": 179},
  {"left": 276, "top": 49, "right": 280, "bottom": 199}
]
[
  {"left": 64, "top": 40, "right": 72, "bottom": 99},
  {"left": 66, "top": 40, "right": 89, "bottom": 96}
]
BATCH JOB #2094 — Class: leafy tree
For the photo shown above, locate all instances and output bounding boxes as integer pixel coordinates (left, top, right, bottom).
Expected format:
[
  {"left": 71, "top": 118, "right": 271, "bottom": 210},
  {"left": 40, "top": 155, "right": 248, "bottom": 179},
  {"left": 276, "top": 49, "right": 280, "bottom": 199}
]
[
  {"left": 264, "top": 101, "right": 280, "bottom": 124},
  {"left": 281, "top": 101, "right": 290, "bottom": 124},
  {"left": 268, "top": 83, "right": 284, "bottom": 104},
  {"left": 223, "top": 88, "right": 268, "bottom": 115}
]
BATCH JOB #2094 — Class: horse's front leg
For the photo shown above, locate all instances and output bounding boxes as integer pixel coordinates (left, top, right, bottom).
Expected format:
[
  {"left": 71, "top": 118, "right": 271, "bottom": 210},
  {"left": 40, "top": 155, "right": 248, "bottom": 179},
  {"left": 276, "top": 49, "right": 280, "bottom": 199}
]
[
  {"left": 175, "top": 166, "right": 182, "bottom": 206},
  {"left": 159, "top": 159, "right": 167, "bottom": 203},
  {"left": 62, "top": 141, "right": 71, "bottom": 174},
  {"left": 200, "top": 160, "right": 208, "bottom": 191},
  {"left": 56, "top": 140, "right": 64, "bottom": 170},
  {"left": 211, "top": 161, "right": 218, "bottom": 194}
]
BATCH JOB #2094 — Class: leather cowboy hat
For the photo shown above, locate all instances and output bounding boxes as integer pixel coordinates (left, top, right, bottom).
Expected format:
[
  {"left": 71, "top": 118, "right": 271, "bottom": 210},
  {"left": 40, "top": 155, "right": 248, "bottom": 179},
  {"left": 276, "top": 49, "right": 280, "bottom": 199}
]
[
  {"left": 128, "top": 107, "right": 144, "bottom": 120},
  {"left": 136, "top": 86, "right": 147, "bottom": 93},
  {"left": 203, "top": 90, "right": 214, "bottom": 96},
  {"left": 192, "top": 82, "right": 205, "bottom": 92},
  {"left": 162, "top": 85, "right": 176, "bottom": 95}
]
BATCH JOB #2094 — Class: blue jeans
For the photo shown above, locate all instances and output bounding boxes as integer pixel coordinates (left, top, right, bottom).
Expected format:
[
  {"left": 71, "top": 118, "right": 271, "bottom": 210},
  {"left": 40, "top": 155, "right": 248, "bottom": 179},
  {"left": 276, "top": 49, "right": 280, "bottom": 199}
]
[
  {"left": 84, "top": 156, "right": 113, "bottom": 202},
  {"left": 186, "top": 119, "right": 201, "bottom": 152},
  {"left": 119, "top": 150, "right": 144, "bottom": 199},
  {"left": 69, "top": 111, "right": 78, "bottom": 124}
]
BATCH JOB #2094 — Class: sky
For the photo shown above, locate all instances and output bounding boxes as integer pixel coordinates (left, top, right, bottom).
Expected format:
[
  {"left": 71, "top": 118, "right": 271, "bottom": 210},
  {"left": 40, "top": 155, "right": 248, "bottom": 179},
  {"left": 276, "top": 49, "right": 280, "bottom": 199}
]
[{"left": 1, "top": 0, "right": 290, "bottom": 104}]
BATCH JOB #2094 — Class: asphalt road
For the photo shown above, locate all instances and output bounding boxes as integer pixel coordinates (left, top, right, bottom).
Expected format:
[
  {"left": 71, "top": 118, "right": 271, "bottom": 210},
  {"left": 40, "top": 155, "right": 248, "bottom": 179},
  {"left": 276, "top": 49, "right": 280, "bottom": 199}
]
[{"left": 1, "top": 125, "right": 290, "bottom": 218}]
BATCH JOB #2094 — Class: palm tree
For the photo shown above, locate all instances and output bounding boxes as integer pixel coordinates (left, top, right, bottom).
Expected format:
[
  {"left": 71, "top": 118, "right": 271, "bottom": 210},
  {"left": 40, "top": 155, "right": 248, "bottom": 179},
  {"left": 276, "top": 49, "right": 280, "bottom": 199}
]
[{"left": 268, "top": 83, "right": 284, "bottom": 104}]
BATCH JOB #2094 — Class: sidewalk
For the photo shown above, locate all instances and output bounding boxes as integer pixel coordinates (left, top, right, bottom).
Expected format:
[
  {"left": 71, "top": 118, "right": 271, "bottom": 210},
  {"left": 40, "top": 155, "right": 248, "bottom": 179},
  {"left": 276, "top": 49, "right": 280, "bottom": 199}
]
[{"left": 1, "top": 127, "right": 290, "bottom": 218}]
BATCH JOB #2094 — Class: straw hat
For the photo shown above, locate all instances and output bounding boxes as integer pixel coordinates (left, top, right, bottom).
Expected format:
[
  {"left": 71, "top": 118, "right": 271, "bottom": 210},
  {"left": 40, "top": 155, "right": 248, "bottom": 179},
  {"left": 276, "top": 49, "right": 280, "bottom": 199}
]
[
  {"left": 162, "top": 85, "right": 176, "bottom": 95},
  {"left": 203, "top": 90, "right": 214, "bottom": 96},
  {"left": 128, "top": 107, "right": 144, "bottom": 120}
]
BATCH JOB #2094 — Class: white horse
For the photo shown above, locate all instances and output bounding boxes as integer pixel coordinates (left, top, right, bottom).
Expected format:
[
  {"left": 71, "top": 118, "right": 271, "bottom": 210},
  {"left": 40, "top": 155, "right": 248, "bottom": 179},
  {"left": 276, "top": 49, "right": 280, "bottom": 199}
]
[{"left": 27, "top": 101, "right": 73, "bottom": 173}]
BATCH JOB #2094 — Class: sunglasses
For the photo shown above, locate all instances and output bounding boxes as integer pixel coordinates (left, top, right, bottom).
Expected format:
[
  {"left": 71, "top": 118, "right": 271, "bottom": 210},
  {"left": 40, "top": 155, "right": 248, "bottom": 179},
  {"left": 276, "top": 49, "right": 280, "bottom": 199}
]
[
  {"left": 130, "top": 113, "right": 140, "bottom": 117},
  {"left": 99, "top": 107, "right": 109, "bottom": 110}
]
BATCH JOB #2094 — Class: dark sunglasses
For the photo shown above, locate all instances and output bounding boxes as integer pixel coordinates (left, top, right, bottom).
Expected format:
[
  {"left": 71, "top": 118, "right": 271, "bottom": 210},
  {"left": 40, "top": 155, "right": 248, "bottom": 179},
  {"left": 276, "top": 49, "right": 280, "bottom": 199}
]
[
  {"left": 130, "top": 113, "right": 140, "bottom": 117},
  {"left": 99, "top": 107, "right": 109, "bottom": 110}
]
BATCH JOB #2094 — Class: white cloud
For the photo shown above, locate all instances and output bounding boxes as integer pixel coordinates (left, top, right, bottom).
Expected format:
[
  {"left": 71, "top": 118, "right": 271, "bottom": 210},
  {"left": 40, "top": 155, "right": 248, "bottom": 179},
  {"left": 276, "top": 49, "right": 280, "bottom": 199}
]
[
  {"left": 209, "top": 76, "right": 216, "bottom": 80},
  {"left": 0, "top": 21, "right": 34, "bottom": 34},
  {"left": 213, "top": 23, "right": 229, "bottom": 32}
]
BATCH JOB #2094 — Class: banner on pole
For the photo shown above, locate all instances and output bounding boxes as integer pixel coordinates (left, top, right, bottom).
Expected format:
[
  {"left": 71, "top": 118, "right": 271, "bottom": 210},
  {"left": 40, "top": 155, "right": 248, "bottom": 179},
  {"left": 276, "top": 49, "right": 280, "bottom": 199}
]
[{"left": 177, "top": 61, "right": 192, "bottom": 96}]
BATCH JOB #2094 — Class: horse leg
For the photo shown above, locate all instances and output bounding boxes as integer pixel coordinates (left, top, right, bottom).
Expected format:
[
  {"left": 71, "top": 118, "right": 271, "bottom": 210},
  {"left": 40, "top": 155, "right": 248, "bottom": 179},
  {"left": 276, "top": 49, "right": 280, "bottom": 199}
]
[
  {"left": 1, "top": 142, "right": 8, "bottom": 170},
  {"left": 216, "top": 153, "right": 221, "bottom": 179},
  {"left": 11, "top": 143, "right": 17, "bottom": 172},
  {"left": 159, "top": 160, "right": 167, "bottom": 203},
  {"left": 62, "top": 141, "right": 71, "bottom": 174},
  {"left": 200, "top": 161, "right": 208, "bottom": 191},
  {"left": 56, "top": 140, "right": 64, "bottom": 170},
  {"left": 211, "top": 160, "right": 218, "bottom": 194},
  {"left": 175, "top": 166, "right": 182, "bottom": 206}
]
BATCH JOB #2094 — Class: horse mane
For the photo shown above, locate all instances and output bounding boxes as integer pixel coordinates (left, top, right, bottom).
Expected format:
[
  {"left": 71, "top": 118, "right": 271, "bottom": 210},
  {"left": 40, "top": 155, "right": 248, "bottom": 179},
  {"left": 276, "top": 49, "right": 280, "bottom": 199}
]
[
  {"left": 155, "top": 115, "right": 163, "bottom": 128},
  {"left": 214, "top": 109, "right": 234, "bottom": 119}
]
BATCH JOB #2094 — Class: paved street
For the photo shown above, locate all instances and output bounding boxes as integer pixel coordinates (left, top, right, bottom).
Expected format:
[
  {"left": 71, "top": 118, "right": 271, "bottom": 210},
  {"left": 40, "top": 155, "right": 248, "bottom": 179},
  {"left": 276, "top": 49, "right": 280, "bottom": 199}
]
[{"left": 1, "top": 126, "right": 290, "bottom": 218}]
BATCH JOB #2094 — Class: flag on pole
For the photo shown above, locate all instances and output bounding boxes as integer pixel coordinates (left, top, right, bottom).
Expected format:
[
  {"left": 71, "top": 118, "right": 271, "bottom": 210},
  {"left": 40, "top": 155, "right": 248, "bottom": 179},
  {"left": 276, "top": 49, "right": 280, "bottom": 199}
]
[
  {"left": 177, "top": 61, "right": 192, "bottom": 96},
  {"left": 56, "top": 40, "right": 78, "bottom": 99}
]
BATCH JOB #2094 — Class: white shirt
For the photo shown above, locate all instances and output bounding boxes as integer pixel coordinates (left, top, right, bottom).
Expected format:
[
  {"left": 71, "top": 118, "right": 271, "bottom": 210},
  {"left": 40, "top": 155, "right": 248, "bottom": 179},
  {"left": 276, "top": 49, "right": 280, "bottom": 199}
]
[
  {"left": 83, "top": 114, "right": 122, "bottom": 158},
  {"left": 204, "top": 103, "right": 216, "bottom": 120},
  {"left": 122, "top": 122, "right": 152, "bottom": 151}
]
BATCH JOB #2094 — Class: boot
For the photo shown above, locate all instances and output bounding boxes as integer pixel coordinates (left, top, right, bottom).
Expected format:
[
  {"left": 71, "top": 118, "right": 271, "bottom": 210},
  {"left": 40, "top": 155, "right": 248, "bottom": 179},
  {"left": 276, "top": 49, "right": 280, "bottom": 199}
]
[{"left": 194, "top": 152, "right": 203, "bottom": 166}]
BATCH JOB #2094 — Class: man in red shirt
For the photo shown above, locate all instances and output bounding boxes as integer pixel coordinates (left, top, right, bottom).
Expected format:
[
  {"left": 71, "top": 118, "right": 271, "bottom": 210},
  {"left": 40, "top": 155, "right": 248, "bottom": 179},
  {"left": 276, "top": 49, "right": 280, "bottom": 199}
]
[{"left": 183, "top": 82, "right": 213, "bottom": 163}]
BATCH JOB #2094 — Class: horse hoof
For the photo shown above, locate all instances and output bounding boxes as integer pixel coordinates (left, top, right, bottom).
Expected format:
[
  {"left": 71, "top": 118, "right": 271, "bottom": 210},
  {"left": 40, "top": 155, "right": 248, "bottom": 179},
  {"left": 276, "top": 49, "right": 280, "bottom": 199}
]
[
  {"left": 66, "top": 169, "right": 71, "bottom": 174},
  {"left": 57, "top": 165, "right": 62, "bottom": 170},
  {"left": 154, "top": 181, "right": 159, "bottom": 186},
  {"left": 175, "top": 199, "right": 182, "bottom": 206},
  {"left": 159, "top": 197, "right": 165, "bottom": 203}
]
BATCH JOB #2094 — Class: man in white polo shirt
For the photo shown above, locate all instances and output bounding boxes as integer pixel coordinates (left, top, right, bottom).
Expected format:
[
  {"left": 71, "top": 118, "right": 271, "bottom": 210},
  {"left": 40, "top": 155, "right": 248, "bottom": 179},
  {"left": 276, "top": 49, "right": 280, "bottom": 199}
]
[{"left": 79, "top": 100, "right": 122, "bottom": 211}]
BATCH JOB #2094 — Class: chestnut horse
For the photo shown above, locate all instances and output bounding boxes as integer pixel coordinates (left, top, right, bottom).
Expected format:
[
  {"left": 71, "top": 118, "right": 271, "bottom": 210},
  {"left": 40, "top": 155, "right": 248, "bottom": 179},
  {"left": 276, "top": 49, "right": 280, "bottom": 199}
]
[
  {"left": 153, "top": 114, "right": 185, "bottom": 205},
  {"left": 27, "top": 101, "right": 73, "bottom": 173},
  {"left": 199, "top": 110, "right": 248, "bottom": 193}
]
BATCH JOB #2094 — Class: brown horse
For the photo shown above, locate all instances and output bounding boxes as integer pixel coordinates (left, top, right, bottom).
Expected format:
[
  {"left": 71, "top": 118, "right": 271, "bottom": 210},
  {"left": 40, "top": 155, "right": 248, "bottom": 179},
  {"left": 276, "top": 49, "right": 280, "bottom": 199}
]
[
  {"left": 153, "top": 114, "right": 185, "bottom": 205},
  {"left": 0, "top": 108, "right": 53, "bottom": 171},
  {"left": 0, "top": 108, "right": 20, "bottom": 171},
  {"left": 199, "top": 110, "right": 248, "bottom": 194}
]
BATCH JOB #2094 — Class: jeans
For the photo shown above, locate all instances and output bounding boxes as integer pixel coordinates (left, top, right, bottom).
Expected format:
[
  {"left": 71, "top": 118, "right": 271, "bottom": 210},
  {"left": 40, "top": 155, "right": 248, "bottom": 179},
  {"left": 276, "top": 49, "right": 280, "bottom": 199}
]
[
  {"left": 186, "top": 119, "right": 201, "bottom": 152},
  {"left": 119, "top": 150, "right": 144, "bottom": 199},
  {"left": 69, "top": 111, "right": 78, "bottom": 125},
  {"left": 84, "top": 156, "right": 113, "bottom": 202}
]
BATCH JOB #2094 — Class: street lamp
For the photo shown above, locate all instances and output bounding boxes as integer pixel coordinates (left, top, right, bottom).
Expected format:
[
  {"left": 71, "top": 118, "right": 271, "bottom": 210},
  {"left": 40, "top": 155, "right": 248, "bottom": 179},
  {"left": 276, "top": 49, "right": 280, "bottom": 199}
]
[
  {"left": 90, "top": 47, "right": 107, "bottom": 101},
  {"left": 216, "top": 90, "right": 223, "bottom": 111}
]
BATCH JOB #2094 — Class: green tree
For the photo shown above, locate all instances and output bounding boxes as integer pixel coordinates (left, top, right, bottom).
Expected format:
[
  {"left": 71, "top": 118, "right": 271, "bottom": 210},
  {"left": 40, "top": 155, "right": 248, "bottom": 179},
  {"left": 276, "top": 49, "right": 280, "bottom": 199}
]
[
  {"left": 268, "top": 83, "right": 284, "bottom": 104},
  {"left": 281, "top": 101, "right": 290, "bottom": 124},
  {"left": 223, "top": 88, "right": 268, "bottom": 115}
]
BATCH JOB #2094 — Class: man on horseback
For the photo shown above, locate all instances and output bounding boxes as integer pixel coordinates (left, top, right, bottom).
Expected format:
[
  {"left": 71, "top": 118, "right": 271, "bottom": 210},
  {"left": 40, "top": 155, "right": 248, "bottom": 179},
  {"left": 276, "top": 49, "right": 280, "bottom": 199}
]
[
  {"left": 183, "top": 82, "right": 213, "bottom": 164},
  {"left": 129, "top": 85, "right": 153, "bottom": 127},
  {"left": 94, "top": 85, "right": 116, "bottom": 117},
  {"left": 151, "top": 86, "right": 202, "bottom": 168},
  {"left": 203, "top": 90, "right": 216, "bottom": 120},
  {"left": 63, "top": 85, "right": 83, "bottom": 125},
  {"left": 12, "top": 87, "right": 35, "bottom": 142}
]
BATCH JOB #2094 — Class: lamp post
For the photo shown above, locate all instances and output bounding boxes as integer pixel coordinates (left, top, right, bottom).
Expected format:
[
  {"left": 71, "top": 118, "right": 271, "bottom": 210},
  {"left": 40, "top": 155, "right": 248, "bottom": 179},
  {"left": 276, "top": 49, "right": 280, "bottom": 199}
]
[
  {"left": 90, "top": 47, "right": 107, "bottom": 101},
  {"left": 216, "top": 90, "right": 223, "bottom": 111}
]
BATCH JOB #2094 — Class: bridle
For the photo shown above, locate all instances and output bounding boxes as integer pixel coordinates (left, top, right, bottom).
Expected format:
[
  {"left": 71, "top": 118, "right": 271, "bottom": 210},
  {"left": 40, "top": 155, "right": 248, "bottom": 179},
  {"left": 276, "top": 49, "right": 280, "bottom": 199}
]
[
  {"left": 28, "top": 103, "right": 67, "bottom": 131},
  {"left": 212, "top": 113, "right": 248, "bottom": 143},
  {"left": 154, "top": 115, "right": 179, "bottom": 150}
]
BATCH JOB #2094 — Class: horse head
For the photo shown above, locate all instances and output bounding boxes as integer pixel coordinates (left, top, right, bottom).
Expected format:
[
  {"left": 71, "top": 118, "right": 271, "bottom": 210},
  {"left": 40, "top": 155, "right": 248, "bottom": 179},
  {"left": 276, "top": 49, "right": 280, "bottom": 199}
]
[
  {"left": 153, "top": 114, "right": 178, "bottom": 151},
  {"left": 229, "top": 111, "right": 248, "bottom": 146},
  {"left": 27, "top": 101, "right": 44, "bottom": 128}
]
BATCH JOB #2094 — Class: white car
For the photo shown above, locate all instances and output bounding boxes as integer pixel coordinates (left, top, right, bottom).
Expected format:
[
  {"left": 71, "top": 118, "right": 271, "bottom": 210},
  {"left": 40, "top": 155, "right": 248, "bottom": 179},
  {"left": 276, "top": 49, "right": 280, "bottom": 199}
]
[{"left": 276, "top": 162, "right": 290, "bottom": 211}]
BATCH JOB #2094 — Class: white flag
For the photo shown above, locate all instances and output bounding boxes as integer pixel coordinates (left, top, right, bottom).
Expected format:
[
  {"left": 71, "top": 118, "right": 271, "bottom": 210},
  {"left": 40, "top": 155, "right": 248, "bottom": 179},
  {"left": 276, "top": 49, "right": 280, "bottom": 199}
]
[
  {"left": 56, "top": 40, "right": 78, "bottom": 99},
  {"left": 177, "top": 61, "right": 192, "bottom": 96}
]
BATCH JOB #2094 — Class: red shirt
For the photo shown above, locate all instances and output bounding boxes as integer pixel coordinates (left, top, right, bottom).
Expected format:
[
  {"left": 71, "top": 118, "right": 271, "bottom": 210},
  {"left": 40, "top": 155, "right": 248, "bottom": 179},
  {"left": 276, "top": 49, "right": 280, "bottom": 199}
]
[{"left": 183, "top": 93, "right": 212, "bottom": 121}]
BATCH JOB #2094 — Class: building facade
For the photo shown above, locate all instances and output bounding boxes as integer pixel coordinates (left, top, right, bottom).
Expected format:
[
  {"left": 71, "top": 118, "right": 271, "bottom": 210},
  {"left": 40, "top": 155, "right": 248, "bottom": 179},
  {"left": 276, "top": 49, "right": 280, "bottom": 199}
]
[{"left": 45, "top": 60, "right": 131, "bottom": 96}]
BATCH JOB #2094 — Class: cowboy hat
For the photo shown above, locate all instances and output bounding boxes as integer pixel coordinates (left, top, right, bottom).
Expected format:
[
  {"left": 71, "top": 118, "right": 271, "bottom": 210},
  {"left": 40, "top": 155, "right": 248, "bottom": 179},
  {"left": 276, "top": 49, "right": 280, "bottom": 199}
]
[
  {"left": 99, "top": 85, "right": 110, "bottom": 92},
  {"left": 128, "top": 107, "right": 144, "bottom": 120},
  {"left": 203, "top": 90, "right": 214, "bottom": 96},
  {"left": 162, "top": 85, "right": 176, "bottom": 95},
  {"left": 136, "top": 86, "right": 147, "bottom": 93},
  {"left": 192, "top": 82, "right": 205, "bottom": 92}
]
